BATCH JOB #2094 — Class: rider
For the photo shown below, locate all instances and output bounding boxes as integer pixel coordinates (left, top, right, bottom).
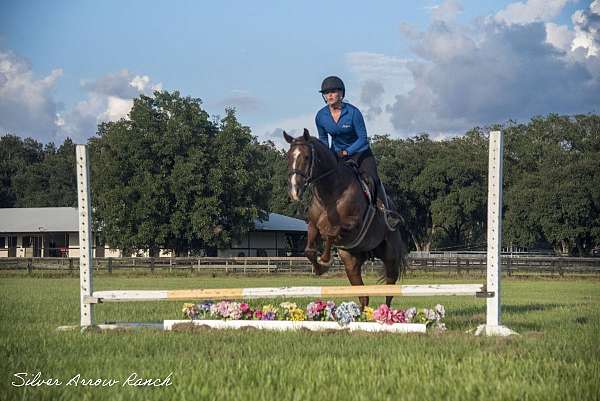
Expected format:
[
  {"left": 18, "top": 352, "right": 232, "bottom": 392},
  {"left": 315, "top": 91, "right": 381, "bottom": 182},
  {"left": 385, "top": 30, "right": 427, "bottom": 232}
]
[{"left": 315, "top": 75, "right": 399, "bottom": 229}]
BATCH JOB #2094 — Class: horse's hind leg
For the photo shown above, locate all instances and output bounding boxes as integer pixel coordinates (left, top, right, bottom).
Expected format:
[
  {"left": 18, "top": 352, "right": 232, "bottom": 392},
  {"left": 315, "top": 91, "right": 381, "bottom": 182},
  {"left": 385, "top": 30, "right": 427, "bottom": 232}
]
[{"left": 338, "top": 249, "right": 368, "bottom": 308}]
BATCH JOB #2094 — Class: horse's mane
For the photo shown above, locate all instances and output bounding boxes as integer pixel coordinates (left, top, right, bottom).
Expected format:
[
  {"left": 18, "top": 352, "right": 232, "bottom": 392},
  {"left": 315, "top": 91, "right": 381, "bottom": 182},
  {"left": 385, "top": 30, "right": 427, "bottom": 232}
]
[{"left": 291, "top": 135, "right": 337, "bottom": 164}]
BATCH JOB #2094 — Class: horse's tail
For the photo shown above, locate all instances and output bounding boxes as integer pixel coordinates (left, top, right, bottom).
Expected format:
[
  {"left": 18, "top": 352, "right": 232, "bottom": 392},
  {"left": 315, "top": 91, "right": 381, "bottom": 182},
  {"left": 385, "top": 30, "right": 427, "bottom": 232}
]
[
  {"left": 375, "top": 238, "right": 408, "bottom": 284},
  {"left": 376, "top": 195, "right": 409, "bottom": 284}
]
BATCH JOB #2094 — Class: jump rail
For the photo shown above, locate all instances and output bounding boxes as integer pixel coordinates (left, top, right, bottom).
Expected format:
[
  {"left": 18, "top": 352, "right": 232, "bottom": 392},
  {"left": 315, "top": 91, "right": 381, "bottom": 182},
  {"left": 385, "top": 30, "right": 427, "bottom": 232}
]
[
  {"left": 86, "top": 284, "right": 489, "bottom": 303},
  {"left": 65, "top": 132, "right": 516, "bottom": 335}
]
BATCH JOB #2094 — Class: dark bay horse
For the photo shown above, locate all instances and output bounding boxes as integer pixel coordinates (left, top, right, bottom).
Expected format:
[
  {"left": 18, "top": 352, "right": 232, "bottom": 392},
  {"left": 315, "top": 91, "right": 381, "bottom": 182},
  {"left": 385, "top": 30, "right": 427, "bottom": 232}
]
[{"left": 284, "top": 129, "right": 408, "bottom": 308}]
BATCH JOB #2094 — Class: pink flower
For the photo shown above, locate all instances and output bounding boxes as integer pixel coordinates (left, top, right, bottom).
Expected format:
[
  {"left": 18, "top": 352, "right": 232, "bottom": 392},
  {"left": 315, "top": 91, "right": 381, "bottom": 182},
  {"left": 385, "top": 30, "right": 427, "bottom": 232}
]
[
  {"left": 373, "top": 304, "right": 406, "bottom": 324},
  {"left": 390, "top": 309, "right": 406, "bottom": 323},
  {"left": 253, "top": 310, "right": 263, "bottom": 320},
  {"left": 217, "top": 301, "right": 230, "bottom": 317},
  {"left": 373, "top": 304, "right": 391, "bottom": 324},
  {"left": 313, "top": 300, "right": 326, "bottom": 312}
]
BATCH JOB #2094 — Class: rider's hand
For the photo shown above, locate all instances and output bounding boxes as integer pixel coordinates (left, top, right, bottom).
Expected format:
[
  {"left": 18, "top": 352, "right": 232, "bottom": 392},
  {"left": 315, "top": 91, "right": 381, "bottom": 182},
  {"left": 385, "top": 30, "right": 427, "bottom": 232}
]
[{"left": 337, "top": 150, "right": 349, "bottom": 158}]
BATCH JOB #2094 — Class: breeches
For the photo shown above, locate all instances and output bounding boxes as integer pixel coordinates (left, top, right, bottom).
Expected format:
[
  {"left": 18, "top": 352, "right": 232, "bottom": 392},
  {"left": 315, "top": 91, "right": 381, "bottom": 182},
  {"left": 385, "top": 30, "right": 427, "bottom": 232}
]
[{"left": 349, "top": 148, "right": 381, "bottom": 188}]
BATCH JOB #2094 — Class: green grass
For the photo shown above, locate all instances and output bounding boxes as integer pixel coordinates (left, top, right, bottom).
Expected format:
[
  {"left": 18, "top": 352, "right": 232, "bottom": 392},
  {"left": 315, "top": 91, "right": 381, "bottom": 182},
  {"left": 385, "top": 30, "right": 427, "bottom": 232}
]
[{"left": 1, "top": 274, "right": 599, "bottom": 401}]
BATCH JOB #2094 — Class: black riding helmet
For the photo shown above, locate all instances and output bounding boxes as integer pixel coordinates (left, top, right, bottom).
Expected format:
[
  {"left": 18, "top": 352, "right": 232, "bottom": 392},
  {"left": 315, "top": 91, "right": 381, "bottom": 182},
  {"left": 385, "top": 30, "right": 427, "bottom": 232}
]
[{"left": 319, "top": 76, "right": 345, "bottom": 97}]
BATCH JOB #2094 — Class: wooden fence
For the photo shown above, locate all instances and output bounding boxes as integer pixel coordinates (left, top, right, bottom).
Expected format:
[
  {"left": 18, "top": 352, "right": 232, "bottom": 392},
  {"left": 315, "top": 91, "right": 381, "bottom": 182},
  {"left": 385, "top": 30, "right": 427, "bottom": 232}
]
[{"left": 1, "top": 254, "right": 599, "bottom": 276}]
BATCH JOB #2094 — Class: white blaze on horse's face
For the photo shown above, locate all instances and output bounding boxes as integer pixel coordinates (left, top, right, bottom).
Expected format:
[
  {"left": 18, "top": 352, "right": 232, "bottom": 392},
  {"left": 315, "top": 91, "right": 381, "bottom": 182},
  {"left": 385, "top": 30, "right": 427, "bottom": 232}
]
[{"left": 289, "top": 147, "right": 303, "bottom": 201}]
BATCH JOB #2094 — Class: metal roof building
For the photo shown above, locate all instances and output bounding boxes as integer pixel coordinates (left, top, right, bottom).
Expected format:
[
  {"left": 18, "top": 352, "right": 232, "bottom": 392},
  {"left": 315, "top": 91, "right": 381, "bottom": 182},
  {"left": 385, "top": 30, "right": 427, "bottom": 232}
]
[
  {"left": 0, "top": 207, "right": 306, "bottom": 258},
  {"left": 0, "top": 207, "right": 79, "bottom": 233}
]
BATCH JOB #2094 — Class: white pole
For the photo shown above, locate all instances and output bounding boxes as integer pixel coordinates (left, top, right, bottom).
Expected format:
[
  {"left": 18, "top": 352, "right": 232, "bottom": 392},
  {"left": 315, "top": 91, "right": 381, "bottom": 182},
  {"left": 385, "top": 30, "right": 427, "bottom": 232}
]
[
  {"left": 476, "top": 130, "right": 517, "bottom": 336},
  {"left": 76, "top": 145, "right": 93, "bottom": 327},
  {"left": 487, "top": 131, "right": 502, "bottom": 326}
]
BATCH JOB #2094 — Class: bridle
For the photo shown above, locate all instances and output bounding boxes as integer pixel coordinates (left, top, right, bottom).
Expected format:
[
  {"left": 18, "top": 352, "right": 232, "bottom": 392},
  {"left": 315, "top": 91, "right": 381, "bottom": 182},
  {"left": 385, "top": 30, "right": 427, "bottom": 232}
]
[{"left": 288, "top": 142, "right": 335, "bottom": 192}]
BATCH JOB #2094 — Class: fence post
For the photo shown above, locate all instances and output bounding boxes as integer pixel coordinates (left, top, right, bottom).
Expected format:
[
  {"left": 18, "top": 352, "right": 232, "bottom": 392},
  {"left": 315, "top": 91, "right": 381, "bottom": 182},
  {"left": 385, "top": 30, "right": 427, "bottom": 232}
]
[
  {"left": 108, "top": 258, "right": 112, "bottom": 274},
  {"left": 150, "top": 257, "right": 155, "bottom": 273},
  {"left": 27, "top": 258, "right": 33, "bottom": 274}
]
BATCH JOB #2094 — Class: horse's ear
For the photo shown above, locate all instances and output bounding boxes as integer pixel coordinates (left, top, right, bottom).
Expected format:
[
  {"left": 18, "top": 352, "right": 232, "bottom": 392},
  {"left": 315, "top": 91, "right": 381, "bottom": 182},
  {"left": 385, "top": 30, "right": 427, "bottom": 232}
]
[
  {"left": 283, "top": 131, "right": 294, "bottom": 144},
  {"left": 303, "top": 128, "right": 310, "bottom": 140}
]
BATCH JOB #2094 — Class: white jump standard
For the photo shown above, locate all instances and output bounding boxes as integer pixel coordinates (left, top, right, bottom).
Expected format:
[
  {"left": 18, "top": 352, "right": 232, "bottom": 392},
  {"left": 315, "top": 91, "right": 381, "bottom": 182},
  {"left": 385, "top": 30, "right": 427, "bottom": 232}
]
[{"left": 64, "top": 134, "right": 516, "bottom": 335}]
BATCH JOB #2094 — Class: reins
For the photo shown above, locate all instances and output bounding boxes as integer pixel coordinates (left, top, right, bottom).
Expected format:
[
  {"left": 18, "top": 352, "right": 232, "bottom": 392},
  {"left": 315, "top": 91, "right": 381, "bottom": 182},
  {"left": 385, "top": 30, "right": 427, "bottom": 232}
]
[{"left": 288, "top": 142, "right": 336, "bottom": 191}]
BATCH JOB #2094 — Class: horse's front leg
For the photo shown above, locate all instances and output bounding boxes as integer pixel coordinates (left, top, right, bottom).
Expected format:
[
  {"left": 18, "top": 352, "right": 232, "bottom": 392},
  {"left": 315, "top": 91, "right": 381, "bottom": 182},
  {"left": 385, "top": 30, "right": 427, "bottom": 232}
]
[
  {"left": 317, "top": 236, "right": 335, "bottom": 268},
  {"left": 338, "top": 249, "right": 369, "bottom": 309},
  {"left": 305, "top": 222, "right": 325, "bottom": 275}
]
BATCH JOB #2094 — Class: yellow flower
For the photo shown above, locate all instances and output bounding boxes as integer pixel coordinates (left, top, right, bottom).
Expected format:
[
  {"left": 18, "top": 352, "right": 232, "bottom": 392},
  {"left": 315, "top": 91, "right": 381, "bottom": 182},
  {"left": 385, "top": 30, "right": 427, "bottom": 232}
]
[
  {"left": 182, "top": 303, "right": 195, "bottom": 313},
  {"left": 290, "top": 307, "right": 306, "bottom": 321},
  {"left": 362, "top": 306, "right": 374, "bottom": 321},
  {"left": 279, "top": 302, "right": 297, "bottom": 310}
]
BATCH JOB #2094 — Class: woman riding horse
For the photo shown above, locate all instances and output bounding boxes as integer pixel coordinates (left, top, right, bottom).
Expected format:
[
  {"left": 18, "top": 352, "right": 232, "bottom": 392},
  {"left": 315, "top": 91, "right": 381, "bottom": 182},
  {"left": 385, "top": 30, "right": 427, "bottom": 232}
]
[
  {"left": 315, "top": 76, "right": 399, "bottom": 228},
  {"left": 282, "top": 76, "right": 408, "bottom": 308}
]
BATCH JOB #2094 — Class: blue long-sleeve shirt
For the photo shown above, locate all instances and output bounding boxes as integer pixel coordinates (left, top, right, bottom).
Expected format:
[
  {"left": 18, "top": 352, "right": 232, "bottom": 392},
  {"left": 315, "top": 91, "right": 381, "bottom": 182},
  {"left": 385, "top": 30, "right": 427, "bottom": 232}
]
[{"left": 315, "top": 102, "right": 369, "bottom": 156}]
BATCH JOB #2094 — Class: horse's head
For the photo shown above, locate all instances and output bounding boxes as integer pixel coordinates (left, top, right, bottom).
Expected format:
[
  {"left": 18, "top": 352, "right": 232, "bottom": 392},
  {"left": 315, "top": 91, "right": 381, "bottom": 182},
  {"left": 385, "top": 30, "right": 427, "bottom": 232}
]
[{"left": 283, "top": 128, "right": 318, "bottom": 201}]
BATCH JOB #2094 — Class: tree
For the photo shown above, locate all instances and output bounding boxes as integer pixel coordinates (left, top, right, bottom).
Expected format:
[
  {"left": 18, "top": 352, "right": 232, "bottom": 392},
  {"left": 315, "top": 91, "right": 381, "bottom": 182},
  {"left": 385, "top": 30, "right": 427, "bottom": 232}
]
[
  {"left": 503, "top": 114, "right": 600, "bottom": 255},
  {"left": 0, "top": 135, "right": 43, "bottom": 207},
  {"left": 373, "top": 134, "right": 439, "bottom": 251},
  {"left": 413, "top": 133, "right": 487, "bottom": 249},
  {"left": 90, "top": 91, "right": 271, "bottom": 255},
  {"left": 258, "top": 139, "right": 311, "bottom": 219},
  {"left": 0, "top": 135, "right": 76, "bottom": 208}
]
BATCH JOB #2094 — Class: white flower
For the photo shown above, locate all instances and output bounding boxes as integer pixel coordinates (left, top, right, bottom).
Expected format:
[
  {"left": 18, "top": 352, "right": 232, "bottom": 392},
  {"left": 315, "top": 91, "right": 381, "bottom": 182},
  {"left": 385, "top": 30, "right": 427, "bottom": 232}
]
[
  {"left": 405, "top": 307, "right": 417, "bottom": 322},
  {"left": 434, "top": 304, "right": 445, "bottom": 319},
  {"left": 424, "top": 308, "right": 437, "bottom": 321}
]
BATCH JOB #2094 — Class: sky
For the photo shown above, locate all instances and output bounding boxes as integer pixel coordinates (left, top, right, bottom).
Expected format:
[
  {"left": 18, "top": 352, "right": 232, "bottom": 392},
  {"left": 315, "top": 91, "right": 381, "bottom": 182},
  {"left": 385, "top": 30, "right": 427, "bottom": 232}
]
[{"left": 1, "top": 0, "right": 599, "bottom": 147}]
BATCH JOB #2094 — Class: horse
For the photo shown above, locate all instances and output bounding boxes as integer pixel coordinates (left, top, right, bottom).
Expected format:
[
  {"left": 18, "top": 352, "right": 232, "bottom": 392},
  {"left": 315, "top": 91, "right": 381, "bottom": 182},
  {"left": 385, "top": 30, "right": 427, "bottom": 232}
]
[{"left": 283, "top": 128, "right": 408, "bottom": 308}]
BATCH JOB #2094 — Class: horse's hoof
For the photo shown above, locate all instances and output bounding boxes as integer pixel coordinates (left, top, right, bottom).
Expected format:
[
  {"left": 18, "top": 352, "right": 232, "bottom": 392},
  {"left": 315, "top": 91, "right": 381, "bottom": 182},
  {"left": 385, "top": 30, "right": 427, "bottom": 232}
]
[
  {"left": 314, "top": 266, "right": 330, "bottom": 276},
  {"left": 317, "top": 256, "right": 333, "bottom": 267}
]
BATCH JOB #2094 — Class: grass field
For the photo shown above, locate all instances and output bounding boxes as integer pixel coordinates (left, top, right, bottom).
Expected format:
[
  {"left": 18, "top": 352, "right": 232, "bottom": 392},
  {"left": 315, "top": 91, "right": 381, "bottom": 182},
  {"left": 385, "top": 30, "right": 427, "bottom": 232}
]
[{"left": 1, "top": 273, "right": 599, "bottom": 401}]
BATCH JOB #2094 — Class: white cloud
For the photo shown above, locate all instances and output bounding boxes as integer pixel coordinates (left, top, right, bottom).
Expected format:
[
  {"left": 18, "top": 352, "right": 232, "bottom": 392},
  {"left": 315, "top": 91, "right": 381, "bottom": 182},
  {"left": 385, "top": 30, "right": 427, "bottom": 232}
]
[
  {"left": 344, "top": 0, "right": 600, "bottom": 137},
  {"left": 0, "top": 55, "right": 164, "bottom": 144},
  {"left": 545, "top": 22, "right": 576, "bottom": 51},
  {"left": 129, "top": 75, "right": 150, "bottom": 92},
  {"left": 99, "top": 96, "right": 134, "bottom": 122},
  {"left": 494, "top": 0, "right": 573, "bottom": 26},
  {"left": 58, "top": 69, "right": 162, "bottom": 143},
  {"left": 345, "top": 52, "right": 414, "bottom": 136},
  {"left": 0, "top": 48, "right": 62, "bottom": 141},
  {"left": 571, "top": 1, "right": 600, "bottom": 57},
  {"left": 431, "top": 0, "right": 463, "bottom": 22},
  {"left": 345, "top": 52, "right": 412, "bottom": 83}
]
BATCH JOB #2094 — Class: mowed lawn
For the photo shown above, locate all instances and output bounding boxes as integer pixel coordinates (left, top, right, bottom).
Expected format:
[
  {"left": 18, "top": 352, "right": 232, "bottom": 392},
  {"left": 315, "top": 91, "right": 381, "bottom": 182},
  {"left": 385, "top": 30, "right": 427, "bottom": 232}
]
[{"left": 1, "top": 273, "right": 599, "bottom": 401}]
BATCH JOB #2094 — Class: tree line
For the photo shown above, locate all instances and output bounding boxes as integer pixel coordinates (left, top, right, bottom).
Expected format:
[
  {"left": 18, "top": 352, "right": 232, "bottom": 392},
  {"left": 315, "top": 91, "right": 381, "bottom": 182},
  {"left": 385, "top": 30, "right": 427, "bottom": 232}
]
[{"left": 1, "top": 91, "right": 599, "bottom": 255}]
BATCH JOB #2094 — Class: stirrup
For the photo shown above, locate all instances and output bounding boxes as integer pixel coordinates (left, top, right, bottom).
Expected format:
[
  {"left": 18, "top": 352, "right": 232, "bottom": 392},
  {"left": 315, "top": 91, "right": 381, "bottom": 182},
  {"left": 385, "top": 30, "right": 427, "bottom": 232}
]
[
  {"left": 383, "top": 209, "right": 401, "bottom": 230},
  {"left": 378, "top": 185, "right": 400, "bottom": 231}
]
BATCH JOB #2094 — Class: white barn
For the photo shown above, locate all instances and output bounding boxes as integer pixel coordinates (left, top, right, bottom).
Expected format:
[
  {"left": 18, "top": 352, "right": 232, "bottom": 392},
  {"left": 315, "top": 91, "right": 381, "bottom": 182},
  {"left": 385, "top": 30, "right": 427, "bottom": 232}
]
[{"left": 0, "top": 207, "right": 307, "bottom": 258}]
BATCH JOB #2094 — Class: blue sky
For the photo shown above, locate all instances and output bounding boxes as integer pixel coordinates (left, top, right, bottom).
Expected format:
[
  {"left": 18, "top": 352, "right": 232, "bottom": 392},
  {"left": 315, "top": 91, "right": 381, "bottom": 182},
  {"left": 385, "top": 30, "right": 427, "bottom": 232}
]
[{"left": 1, "top": 0, "right": 598, "bottom": 146}]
